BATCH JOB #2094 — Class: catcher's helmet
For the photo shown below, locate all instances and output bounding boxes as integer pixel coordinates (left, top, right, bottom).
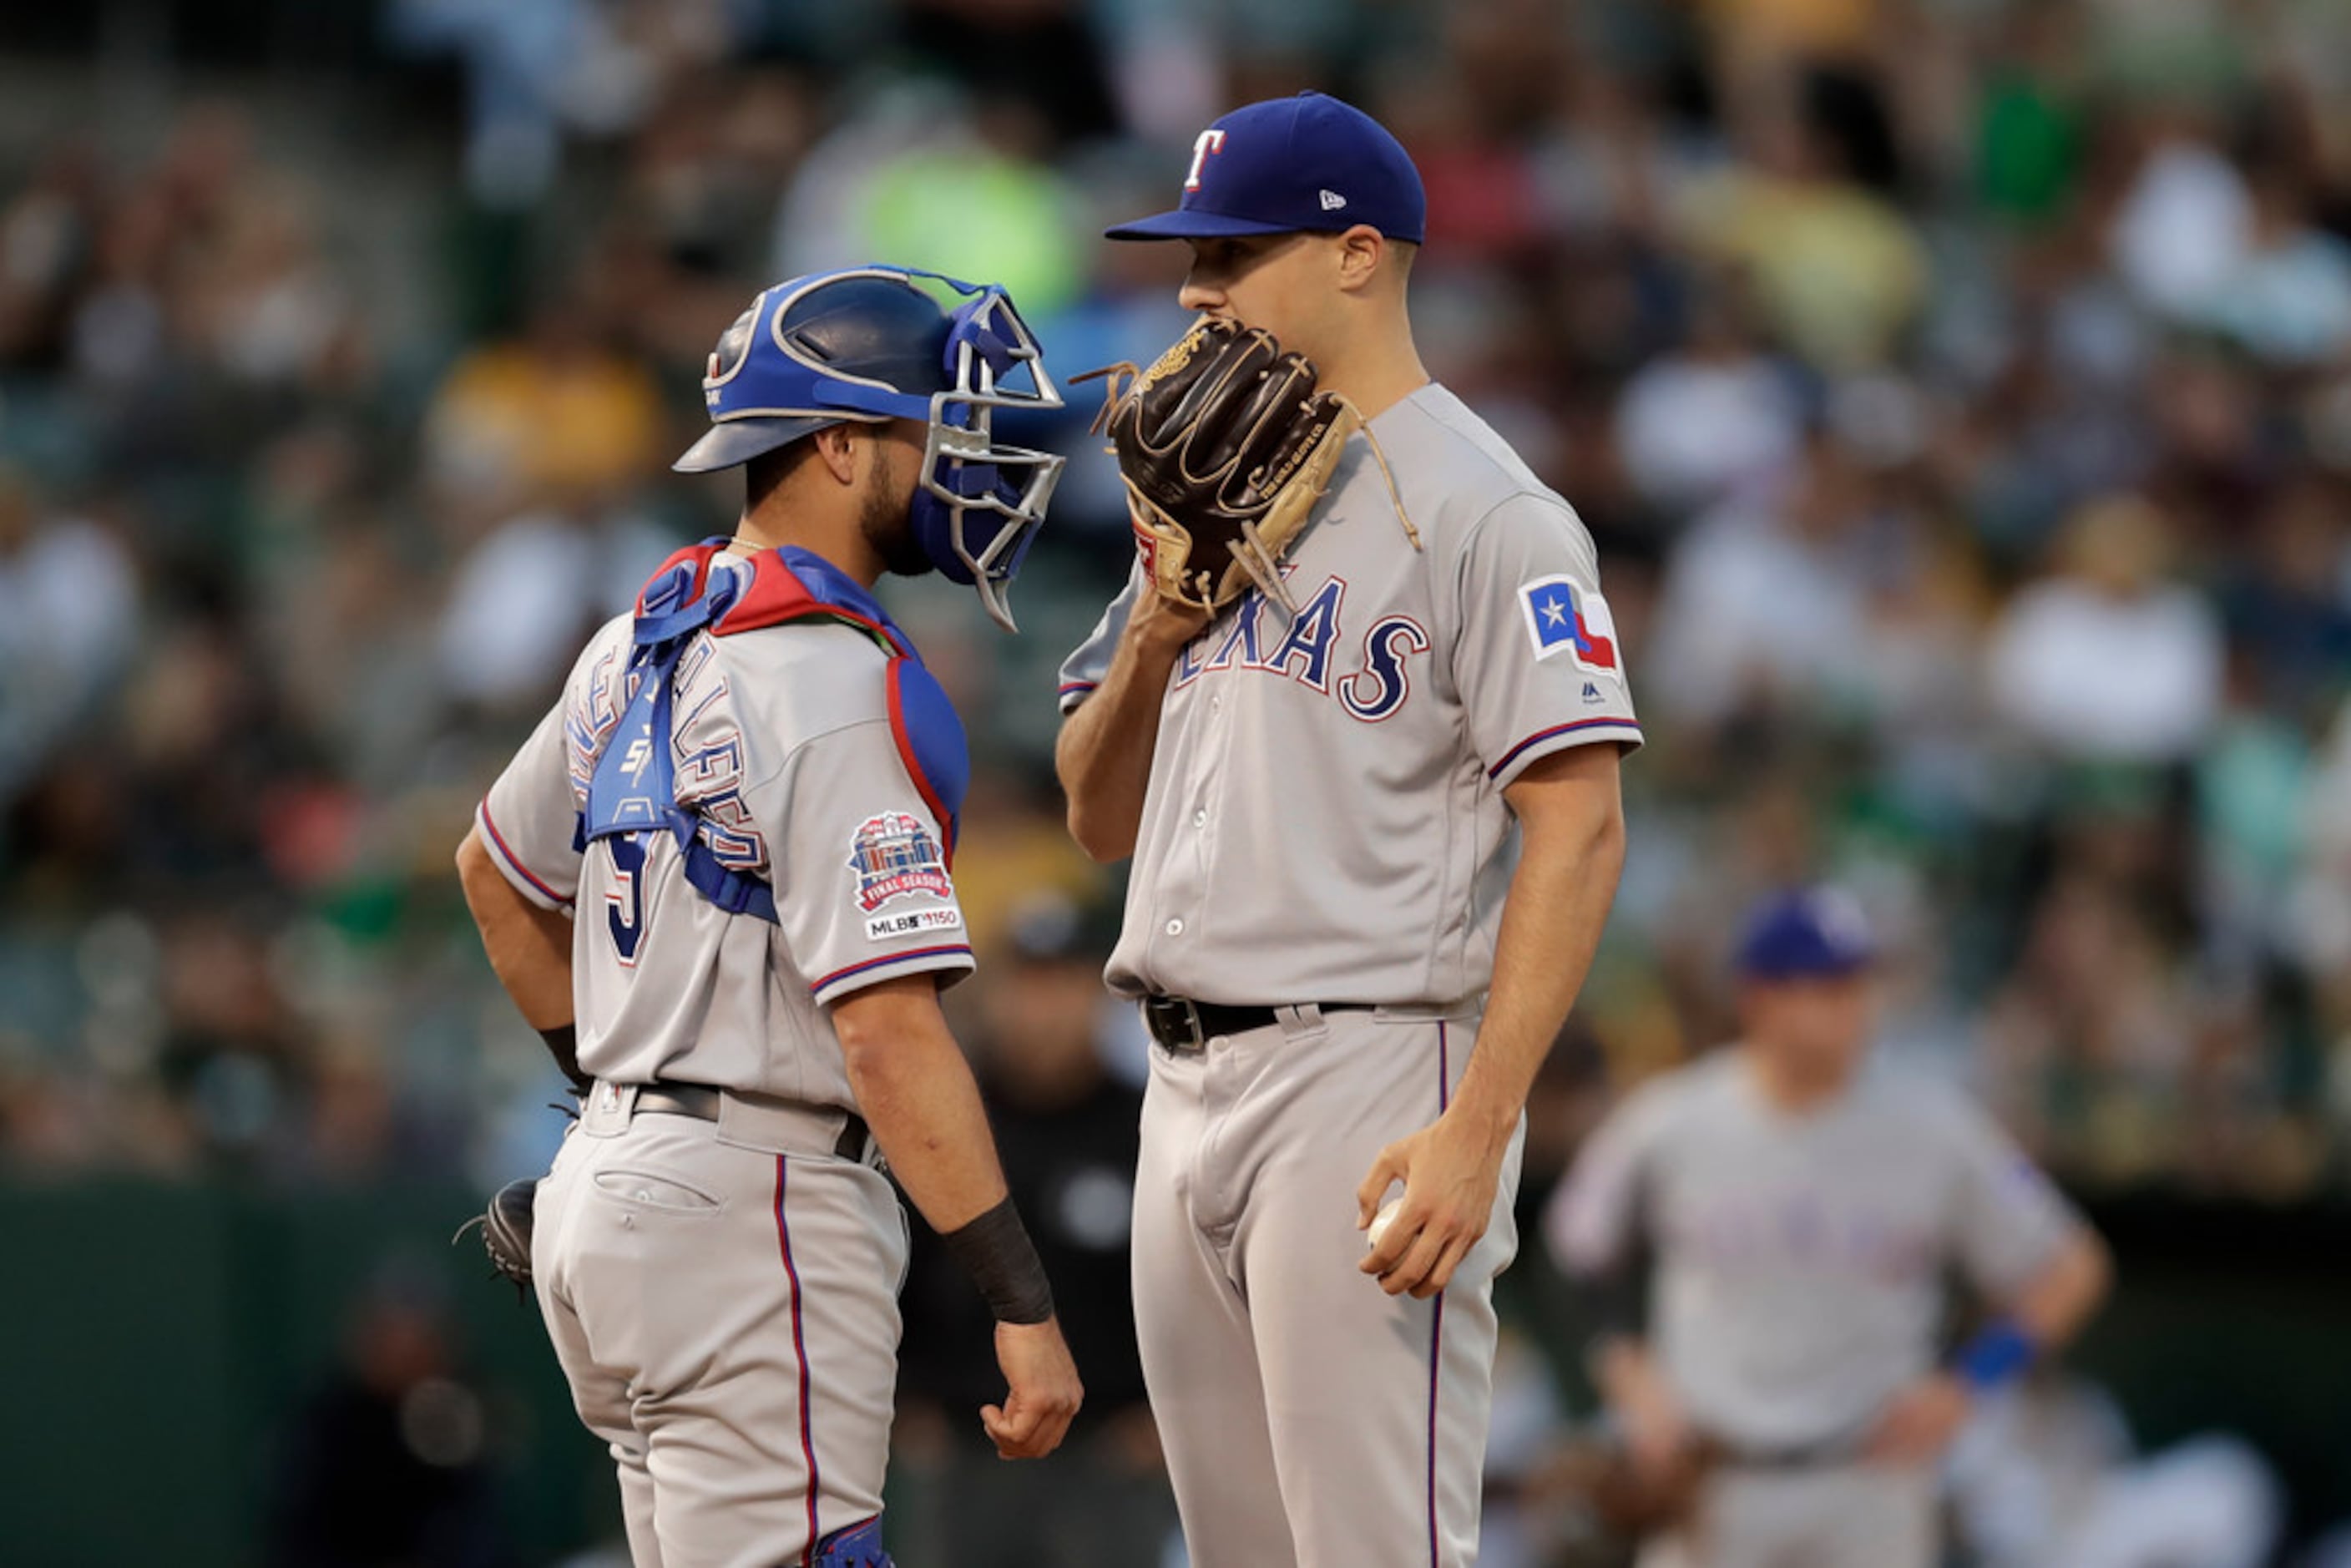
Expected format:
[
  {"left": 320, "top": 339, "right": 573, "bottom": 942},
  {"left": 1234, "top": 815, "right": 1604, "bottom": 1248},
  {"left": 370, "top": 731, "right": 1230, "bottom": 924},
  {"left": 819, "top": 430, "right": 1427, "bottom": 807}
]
[{"left": 675, "top": 265, "right": 1064, "bottom": 630}]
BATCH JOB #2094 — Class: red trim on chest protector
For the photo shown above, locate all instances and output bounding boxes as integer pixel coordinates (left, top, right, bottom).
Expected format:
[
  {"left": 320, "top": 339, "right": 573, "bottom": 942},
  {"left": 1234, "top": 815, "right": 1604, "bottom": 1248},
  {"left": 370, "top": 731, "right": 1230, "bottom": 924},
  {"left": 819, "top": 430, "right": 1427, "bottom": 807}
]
[
  {"left": 634, "top": 542, "right": 722, "bottom": 615},
  {"left": 635, "top": 543, "right": 900, "bottom": 646},
  {"left": 714, "top": 549, "right": 897, "bottom": 645}
]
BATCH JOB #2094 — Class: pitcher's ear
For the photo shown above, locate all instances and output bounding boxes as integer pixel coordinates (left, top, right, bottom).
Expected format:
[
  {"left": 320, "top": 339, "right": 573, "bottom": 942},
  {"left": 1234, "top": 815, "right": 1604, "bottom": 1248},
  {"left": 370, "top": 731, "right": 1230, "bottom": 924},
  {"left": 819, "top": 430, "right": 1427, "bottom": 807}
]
[{"left": 1335, "top": 225, "right": 1388, "bottom": 291}]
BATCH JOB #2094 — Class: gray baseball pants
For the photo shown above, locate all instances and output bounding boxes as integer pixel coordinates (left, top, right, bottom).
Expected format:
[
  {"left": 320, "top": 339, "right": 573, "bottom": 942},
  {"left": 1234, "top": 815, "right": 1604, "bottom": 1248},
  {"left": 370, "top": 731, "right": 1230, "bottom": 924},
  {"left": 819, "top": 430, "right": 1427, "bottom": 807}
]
[
  {"left": 533, "top": 1086, "right": 908, "bottom": 1568},
  {"left": 1132, "top": 1004, "right": 1524, "bottom": 1567},
  {"left": 1637, "top": 1464, "right": 1937, "bottom": 1568}
]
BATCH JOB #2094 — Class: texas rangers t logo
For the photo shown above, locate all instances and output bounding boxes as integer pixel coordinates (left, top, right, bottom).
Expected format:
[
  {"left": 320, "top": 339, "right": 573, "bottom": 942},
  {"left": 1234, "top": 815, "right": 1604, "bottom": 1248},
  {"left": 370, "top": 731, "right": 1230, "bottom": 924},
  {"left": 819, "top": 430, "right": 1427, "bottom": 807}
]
[
  {"left": 1185, "top": 129, "right": 1228, "bottom": 191},
  {"left": 1519, "top": 575, "right": 1618, "bottom": 673}
]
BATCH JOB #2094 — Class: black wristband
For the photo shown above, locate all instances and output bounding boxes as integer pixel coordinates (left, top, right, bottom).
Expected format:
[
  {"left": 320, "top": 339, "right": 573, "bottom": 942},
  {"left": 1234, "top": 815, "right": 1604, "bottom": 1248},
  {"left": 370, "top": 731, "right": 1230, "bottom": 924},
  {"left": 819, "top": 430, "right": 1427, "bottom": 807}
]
[
  {"left": 538, "top": 1024, "right": 591, "bottom": 1094},
  {"left": 941, "top": 1196, "right": 1055, "bottom": 1325}
]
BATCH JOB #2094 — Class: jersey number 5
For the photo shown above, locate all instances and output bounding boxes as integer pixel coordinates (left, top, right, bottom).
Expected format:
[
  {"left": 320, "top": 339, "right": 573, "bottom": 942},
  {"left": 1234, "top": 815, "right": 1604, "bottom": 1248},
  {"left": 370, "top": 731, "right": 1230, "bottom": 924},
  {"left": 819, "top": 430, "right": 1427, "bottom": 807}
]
[{"left": 605, "top": 833, "right": 648, "bottom": 966}]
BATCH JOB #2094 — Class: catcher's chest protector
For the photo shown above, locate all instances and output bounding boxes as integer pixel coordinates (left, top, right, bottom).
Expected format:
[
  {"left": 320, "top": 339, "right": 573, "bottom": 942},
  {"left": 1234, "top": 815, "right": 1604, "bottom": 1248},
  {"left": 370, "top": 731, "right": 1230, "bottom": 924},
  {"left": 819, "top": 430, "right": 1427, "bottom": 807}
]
[{"left": 581, "top": 541, "right": 968, "bottom": 923}]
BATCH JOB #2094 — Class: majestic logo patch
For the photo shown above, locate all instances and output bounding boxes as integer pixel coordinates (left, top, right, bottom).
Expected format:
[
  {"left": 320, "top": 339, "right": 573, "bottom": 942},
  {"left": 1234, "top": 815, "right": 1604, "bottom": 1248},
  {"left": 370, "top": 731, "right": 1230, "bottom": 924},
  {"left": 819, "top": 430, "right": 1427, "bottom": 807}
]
[
  {"left": 1582, "top": 680, "right": 1604, "bottom": 704},
  {"left": 1519, "top": 575, "right": 1619, "bottom": 672},
  {"left": 847, "top": 812, "right": 953, "bottom": 913}
]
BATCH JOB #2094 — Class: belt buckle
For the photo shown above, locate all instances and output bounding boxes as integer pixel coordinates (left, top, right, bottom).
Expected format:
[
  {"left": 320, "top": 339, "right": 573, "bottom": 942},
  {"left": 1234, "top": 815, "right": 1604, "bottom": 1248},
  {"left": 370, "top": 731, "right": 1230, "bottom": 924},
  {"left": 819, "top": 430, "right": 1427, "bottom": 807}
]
[{"left": 1147, "top": 995, "right": 1206, "bottom": 1052}]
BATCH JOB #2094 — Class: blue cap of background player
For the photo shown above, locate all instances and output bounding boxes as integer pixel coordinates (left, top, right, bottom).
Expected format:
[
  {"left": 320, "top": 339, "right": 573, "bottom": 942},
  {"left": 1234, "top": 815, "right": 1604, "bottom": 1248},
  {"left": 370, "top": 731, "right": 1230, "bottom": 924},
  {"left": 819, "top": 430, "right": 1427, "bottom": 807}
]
[
  {"left": 1735, "top": 888, "right": 1876, "bottom": 982},
  {"left": 1104, "top": 91, "right": 1426, "bottom": 245}
]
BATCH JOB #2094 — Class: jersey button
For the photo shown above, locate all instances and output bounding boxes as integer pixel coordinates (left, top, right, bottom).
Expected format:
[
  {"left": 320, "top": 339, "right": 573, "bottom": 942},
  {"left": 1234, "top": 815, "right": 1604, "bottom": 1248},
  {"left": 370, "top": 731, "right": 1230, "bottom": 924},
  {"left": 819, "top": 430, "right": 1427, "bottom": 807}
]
[
  {"left": 1192, "top": 808, "right": 1208, "bottom": 828},
  {"left": 1165, "top": 918, "right": 1185, "bottom": 937}
]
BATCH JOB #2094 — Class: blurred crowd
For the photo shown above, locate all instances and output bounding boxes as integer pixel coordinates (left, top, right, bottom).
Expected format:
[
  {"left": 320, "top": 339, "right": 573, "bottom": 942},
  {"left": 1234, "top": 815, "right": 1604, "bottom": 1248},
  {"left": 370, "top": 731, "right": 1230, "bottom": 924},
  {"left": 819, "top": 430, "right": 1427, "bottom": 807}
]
[
  {"left": 7, "top": 0, "right": 2350, "bottom": 1202},
  {"left": 8, "top": 0, "right": 2351, "bottom": 1560}
]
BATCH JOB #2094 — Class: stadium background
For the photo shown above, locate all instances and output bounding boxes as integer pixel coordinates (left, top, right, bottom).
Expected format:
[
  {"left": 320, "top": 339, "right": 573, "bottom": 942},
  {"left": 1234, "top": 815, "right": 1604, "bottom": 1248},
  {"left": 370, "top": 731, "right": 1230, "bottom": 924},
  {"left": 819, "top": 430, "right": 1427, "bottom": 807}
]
[{"left": 3, "top": 0, "right": 2349, "bottom": 1563}]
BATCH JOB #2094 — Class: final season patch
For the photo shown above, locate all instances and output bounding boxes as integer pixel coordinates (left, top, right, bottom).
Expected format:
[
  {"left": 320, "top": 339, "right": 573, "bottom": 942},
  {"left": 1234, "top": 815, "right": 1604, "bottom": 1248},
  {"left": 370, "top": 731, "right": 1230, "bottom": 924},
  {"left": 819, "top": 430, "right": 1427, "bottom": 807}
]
[
  {"left": 1519, "top": 575, "right": 1619, "bottom": 673},
  {"left": 847, "top": 811, "right": 954, "bottom": 913}
]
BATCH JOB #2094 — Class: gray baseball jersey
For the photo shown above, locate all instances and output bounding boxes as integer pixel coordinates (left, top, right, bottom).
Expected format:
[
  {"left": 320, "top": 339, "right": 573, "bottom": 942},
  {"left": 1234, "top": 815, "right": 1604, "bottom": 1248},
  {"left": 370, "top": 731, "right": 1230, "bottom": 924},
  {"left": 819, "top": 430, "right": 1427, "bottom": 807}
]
[
  {"left": 1059, "top": 382, "right": 1641, "bottom": 1009},
  {"left": 476, "top": 547, "right": 973, "bottom": 1564},
  {"left": 1062, "top": 384, "right": 1636, "bottom": 1565},
  {"left": 476, "top": 580, "right": 974, "bottom": 1106},
  {"left": 1546, "top": 1050, "right": 2082, "bottom": 1453}
]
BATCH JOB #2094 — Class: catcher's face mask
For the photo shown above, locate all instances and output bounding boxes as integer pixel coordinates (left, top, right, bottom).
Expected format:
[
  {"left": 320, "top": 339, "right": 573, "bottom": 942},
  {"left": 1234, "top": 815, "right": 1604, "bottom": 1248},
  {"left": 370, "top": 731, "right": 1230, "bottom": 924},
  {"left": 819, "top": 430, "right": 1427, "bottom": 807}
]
[
  {"left": 807, "top": 272, "right": 1064, "bottom": 630},
  {"left": 906, "top": 278, "right": 1065, "bottom": 633},
  {"left": 675, "top": 266, "right": 1064, "bottom": 633}
]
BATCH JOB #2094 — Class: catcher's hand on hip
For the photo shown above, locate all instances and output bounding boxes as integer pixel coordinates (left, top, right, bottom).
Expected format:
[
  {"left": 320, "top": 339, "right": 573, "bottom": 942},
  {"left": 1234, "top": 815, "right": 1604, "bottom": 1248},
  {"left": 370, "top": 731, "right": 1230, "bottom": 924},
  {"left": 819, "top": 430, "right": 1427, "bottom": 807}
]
[
  {"left": 1356, "top": 1108, "right": 1508, "bottom": 1298},
  {"left": 1083, "top": 317, "right": 1358, "bottom": 615}
]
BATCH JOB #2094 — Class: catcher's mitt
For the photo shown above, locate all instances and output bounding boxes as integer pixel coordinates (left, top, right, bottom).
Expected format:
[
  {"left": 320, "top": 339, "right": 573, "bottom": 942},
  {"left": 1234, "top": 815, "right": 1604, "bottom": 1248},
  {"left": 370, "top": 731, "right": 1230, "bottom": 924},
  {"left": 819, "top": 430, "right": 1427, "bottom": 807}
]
[
  {"left": 1083, "top": 317, "right": 1366, "bottom": 615},
  {"left": 454, "top": 1177, "right": 538, "bottom": 1296}
]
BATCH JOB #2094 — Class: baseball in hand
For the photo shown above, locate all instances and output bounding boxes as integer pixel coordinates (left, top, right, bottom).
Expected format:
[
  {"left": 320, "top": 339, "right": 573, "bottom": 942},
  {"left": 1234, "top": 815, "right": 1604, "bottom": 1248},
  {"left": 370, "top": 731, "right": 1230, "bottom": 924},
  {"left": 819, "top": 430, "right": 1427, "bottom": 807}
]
[{"left": 1367, "top": 1198, "right": 1403, "bottom": 1250}]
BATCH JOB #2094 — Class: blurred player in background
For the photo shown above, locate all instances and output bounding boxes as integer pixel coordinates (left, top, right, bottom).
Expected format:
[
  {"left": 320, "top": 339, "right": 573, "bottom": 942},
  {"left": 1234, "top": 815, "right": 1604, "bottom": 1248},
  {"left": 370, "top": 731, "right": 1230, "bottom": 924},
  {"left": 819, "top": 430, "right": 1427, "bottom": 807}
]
[{"left": 1547, "top": 888, "right": 2111, "bottom": 1568}]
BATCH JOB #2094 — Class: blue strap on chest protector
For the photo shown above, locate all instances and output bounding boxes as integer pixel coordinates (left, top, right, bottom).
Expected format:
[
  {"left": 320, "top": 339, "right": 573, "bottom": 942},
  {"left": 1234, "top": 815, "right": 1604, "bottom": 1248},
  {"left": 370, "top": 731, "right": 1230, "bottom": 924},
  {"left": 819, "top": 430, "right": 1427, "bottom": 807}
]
[
  {"left": 582, "top": 549, "right": 781, "bottom": 923},
  {"left": 581, "top": 544, "right": 970, "bottom": 926}
]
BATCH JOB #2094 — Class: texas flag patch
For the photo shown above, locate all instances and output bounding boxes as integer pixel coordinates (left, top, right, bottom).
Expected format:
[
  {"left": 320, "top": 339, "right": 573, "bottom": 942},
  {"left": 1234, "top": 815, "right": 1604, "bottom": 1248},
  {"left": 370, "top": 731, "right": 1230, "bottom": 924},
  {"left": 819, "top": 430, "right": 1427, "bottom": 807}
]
[{"left": 1519, "top": 575, "right": 1619, "bottom": 673}]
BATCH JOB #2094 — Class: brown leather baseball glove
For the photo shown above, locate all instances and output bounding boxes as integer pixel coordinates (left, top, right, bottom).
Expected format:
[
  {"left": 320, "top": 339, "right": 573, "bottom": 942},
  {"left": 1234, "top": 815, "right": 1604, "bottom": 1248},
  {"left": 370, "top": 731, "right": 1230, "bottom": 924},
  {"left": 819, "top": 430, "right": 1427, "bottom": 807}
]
[{"left": 1082, "top": 317, "right": 1360, "bottom": 615}]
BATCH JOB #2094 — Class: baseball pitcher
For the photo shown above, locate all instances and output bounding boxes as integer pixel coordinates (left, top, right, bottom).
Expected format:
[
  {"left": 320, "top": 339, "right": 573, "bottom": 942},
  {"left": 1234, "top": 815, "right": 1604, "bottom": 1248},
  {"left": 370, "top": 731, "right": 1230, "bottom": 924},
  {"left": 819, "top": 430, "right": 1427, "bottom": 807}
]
[
  {"left": 456, "top": 266, "right": 1083, "bottom": 1568},
  {"left": 1547, "top": 888, "right": 2112, "bottom": 1568},
  {"left": 1056, "top": 92, "right": 1638, "bottom": 1565}
]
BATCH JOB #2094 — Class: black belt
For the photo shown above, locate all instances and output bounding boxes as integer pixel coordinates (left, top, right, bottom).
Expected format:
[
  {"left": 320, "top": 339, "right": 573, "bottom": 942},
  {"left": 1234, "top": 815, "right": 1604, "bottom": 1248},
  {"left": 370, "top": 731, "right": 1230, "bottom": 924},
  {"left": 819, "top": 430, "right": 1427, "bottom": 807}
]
[
  {"left": 636, "top": 1082, "right": 874, "bottom": 1163},
  {"left": 1140, "top": 995, "right": 1370, "bottom": 1053}
]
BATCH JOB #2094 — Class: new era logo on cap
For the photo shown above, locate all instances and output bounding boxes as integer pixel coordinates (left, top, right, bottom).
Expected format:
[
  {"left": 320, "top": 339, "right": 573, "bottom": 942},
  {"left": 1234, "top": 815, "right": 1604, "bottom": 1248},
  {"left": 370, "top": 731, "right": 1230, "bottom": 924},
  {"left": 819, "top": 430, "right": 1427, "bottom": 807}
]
[{"left": 1320, "top": 189, "right": 1347, "bottom": 210}]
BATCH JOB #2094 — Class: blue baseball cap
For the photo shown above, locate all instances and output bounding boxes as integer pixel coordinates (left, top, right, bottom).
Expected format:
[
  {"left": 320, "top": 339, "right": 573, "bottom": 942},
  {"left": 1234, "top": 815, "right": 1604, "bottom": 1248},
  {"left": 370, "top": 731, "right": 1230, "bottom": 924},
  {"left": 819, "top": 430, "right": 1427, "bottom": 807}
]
[
  {"left": 1736, "top": 888, "right": 1876, "bottom": 982},
  {"left": 1105, "top": 92, "right": 1426, "bottom": 245}
]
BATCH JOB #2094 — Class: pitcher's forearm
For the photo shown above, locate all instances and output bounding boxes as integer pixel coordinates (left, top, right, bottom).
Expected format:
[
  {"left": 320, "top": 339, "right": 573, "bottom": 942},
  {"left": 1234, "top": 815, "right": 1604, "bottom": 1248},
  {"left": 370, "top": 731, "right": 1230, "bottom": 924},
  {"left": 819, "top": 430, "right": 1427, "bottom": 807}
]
[
  {"left": 1449, "top": 747, "right": 1626, "bottom": 1138},
  {"left": 1055, "top": 687, "right": 1155, "bottom": 860},
  {"left": 1056, "top": 601, "right": 1201, "bottom": 861}
]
